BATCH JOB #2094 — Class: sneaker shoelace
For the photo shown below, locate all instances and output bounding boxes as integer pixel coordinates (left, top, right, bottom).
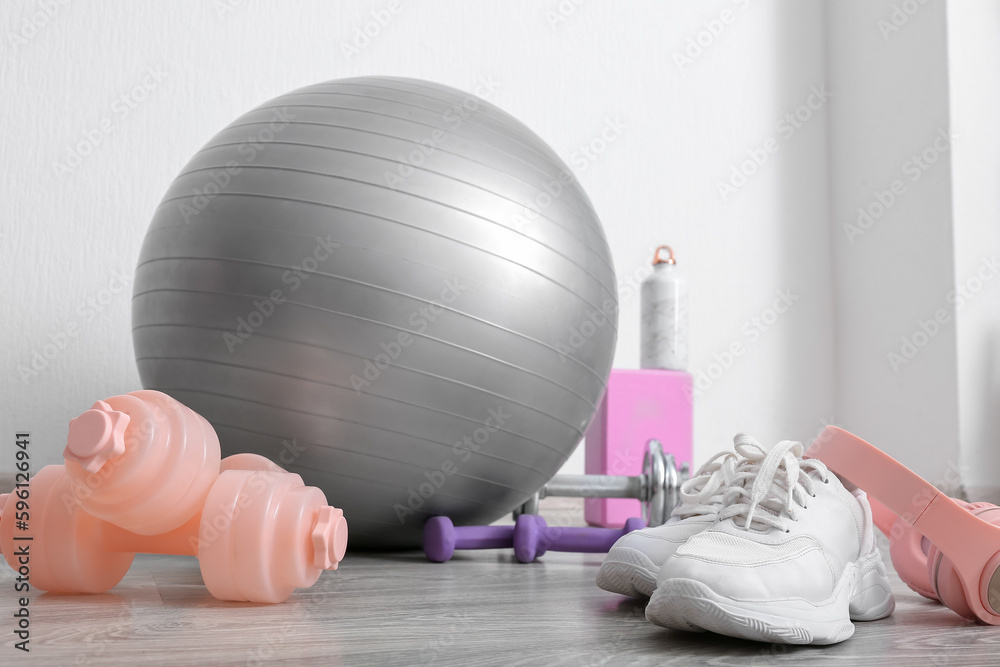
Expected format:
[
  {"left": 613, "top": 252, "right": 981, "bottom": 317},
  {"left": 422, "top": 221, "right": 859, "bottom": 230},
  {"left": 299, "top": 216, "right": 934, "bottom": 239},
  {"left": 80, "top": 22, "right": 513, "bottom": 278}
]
[
  {"left": 671, "top": 450, "right": 740, "bottom": 520},
  {"left": 717, "top": 433, "right": 831, "bottom": 533}
]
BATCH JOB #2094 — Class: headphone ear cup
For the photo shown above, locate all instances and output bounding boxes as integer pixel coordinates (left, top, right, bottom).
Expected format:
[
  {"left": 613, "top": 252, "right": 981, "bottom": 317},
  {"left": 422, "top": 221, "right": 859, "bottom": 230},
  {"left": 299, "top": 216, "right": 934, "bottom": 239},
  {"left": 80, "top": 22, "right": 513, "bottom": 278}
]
[
  {"left": 928, "top": 544, "right": 976, "bottom": 619},
  {"left": 889, "top": 517, "right": 938, "bottom": 600},
  {"left": 929, "top": 502, "right": 1000, "bottom": 621}
]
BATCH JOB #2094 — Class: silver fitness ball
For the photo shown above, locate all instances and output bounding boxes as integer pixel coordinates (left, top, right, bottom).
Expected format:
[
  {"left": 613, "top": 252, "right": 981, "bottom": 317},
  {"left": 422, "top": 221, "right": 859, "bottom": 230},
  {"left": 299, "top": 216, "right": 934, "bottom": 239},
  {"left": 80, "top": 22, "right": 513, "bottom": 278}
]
[{"left": 132, "top": 76, "right": 618, "bottom": 548}]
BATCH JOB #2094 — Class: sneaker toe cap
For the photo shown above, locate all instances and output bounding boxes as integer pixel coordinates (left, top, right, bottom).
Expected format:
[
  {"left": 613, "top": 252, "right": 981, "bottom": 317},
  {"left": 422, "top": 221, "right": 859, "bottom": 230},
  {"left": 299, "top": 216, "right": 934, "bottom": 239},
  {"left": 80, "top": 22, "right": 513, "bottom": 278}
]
[{"left": 660, "top": 532, "right": 837, "bottom": 602}]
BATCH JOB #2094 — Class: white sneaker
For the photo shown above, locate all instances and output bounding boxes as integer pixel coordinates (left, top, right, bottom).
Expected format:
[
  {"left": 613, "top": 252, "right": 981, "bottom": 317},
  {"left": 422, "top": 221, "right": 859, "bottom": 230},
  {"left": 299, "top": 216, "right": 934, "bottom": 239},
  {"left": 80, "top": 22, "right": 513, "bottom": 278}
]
[
  {"left": 596, "top": 449, "right": 739, "bottom": 598},
  {"left": 646, "top": 434, "right": 895, "bottom": 645}
]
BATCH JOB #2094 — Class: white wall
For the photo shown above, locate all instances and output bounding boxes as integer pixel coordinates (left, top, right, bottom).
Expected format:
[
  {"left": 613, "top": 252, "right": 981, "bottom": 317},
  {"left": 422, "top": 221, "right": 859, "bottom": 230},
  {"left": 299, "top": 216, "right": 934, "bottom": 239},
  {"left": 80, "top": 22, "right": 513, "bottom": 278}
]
[
  {"left": 624, "top": 0, "right": 836, "bottom": 469},
  {"left": 947, "top": 0, "right": 1000, "bottom": 502},
  {"left": 7, "top": 0, "right": 995, "bottom": 497},
  {"left": 0, "top": 0, "right": 836, "bottom": 476},
  {"left": 825, "top": 0, "right": 961, "bottom": 486}
]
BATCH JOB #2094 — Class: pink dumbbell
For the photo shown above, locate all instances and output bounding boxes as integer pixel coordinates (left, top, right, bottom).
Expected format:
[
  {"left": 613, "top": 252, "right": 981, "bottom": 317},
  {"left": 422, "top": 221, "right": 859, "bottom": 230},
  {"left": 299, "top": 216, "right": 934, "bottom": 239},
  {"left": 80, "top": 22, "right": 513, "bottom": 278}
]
[
  {"left": 0, "top": 391, "right": 348, "bottom": 603},
  {"left": 62, "top": 390, "right": 221, "bottom": 535}
]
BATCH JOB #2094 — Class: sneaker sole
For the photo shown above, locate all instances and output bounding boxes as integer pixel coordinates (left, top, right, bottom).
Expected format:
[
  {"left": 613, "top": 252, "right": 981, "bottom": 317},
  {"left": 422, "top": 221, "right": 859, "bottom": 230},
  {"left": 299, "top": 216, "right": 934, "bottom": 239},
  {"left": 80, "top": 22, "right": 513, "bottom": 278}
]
[
  {"left": 645, "top": 551, "right": 895, "bottom": 645},
  {"left": 596, "top": 547, "right": 659, "bottom": 598}
]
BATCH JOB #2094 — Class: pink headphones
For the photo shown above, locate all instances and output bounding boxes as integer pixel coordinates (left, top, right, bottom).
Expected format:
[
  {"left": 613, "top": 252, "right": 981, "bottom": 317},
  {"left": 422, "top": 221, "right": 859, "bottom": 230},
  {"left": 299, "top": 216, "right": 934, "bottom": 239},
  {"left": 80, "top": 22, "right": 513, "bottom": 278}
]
[{"left": 805, "top": 426, "right": 1000, "bottom": 625}]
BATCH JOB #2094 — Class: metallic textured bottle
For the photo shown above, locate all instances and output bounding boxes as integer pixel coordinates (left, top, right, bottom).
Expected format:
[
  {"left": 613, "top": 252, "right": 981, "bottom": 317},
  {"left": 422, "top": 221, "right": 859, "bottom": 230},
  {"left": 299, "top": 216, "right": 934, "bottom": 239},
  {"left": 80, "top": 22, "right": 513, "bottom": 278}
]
[{"left": 640, "top": 246, "right": 688, "bottom": 370}]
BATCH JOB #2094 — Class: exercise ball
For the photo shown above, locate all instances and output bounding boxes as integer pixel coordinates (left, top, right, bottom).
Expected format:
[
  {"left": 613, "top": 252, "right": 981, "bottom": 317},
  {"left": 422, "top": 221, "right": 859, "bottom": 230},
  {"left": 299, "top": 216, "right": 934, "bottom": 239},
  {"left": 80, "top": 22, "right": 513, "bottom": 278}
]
[{"left": 132, "top": 76, "right": 617, "bottom": 548}]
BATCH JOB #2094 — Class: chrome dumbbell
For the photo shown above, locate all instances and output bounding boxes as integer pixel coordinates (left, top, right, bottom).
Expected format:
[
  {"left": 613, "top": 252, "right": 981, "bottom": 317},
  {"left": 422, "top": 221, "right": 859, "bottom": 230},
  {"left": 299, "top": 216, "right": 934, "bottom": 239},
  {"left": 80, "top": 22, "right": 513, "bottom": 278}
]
[{"left": 516, "top": 440, "right": 689, "bottom": 527}]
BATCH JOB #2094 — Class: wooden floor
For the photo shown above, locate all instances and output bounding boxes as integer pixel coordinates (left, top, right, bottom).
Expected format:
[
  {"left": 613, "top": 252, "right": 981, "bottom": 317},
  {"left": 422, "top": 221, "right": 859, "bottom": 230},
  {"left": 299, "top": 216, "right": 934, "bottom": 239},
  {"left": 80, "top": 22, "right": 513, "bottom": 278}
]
[{"left": 1, "top": 501, "right": 998, "bottom": 666}]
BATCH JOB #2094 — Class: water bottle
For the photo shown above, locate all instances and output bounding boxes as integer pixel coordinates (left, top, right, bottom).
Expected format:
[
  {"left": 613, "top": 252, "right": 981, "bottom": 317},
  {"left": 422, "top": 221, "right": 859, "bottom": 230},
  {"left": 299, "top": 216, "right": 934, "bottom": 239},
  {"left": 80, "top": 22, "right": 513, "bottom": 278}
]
[{"left": 640, "top": 245, "right": 688, "bottom": 370}]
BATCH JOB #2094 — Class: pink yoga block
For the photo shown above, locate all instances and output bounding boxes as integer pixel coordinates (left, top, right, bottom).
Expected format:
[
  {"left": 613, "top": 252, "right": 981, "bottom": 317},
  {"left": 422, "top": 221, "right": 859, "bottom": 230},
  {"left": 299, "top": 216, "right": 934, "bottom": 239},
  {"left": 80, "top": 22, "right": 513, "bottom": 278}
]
[{"left": 584, "top": 369, "right": 693, "bottom": 528}]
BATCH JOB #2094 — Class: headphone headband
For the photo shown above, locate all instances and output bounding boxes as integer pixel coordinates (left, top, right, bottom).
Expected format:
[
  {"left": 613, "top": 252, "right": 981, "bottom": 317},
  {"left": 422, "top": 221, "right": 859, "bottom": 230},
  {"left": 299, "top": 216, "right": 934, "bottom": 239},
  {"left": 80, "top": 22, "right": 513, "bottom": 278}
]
[{"left": 804, "top": 426, "right": 940, "bottom": 527}]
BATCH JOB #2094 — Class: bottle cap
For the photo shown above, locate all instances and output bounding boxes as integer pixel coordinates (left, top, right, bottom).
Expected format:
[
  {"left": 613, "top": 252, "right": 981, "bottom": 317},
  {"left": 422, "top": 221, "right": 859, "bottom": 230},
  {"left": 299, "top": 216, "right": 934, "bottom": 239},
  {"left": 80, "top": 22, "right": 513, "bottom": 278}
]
[{"left": 653, "top": 245, "right": 676, "bottom": 265}]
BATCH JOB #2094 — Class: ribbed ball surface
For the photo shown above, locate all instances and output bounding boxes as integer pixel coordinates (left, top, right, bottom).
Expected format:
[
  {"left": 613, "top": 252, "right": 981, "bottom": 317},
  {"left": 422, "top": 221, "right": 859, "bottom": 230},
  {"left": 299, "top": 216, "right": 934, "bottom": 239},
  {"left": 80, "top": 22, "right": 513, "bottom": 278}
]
[{"left": 132, "top": 76, "right": 617, "bottom": 548}]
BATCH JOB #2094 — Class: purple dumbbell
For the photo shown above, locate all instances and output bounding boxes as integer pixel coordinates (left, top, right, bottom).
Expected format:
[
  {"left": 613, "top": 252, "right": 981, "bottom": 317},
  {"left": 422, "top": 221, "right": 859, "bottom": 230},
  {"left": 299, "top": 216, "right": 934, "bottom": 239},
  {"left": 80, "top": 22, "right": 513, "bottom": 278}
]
[
  {"left": 424, "top": 516, "right": 519, "bottom": 562},
  {"left": 513, "top": 515, "right": 646, "bottom": 563},
  {"left": 423, "top": 514, "right": 646, "bottom": 563}
]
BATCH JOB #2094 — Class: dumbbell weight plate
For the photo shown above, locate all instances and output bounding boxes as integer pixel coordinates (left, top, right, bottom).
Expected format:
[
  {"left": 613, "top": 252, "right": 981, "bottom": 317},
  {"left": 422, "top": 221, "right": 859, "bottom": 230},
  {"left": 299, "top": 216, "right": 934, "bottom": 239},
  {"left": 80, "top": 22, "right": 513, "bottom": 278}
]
[
  {"left": 515, "top": 441, "right": 684, "bottom": 528},
  {"left": 643, "top": 442, "right": 666, "bottom": 526},
  {"left": 219, "top": 453, "right": 287, "bottom": 473},
  {"left": 198, "top": 469, "right": 331, "bottom": 603},
  {"left": 512, "top": 514, "right": 547, "bottom": 563},
  {"left": 424, "top": 516, "right": 458, "bottom": 562},
  {"left": 0, "top": 465, "right": 133, "bottom": 593}
]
